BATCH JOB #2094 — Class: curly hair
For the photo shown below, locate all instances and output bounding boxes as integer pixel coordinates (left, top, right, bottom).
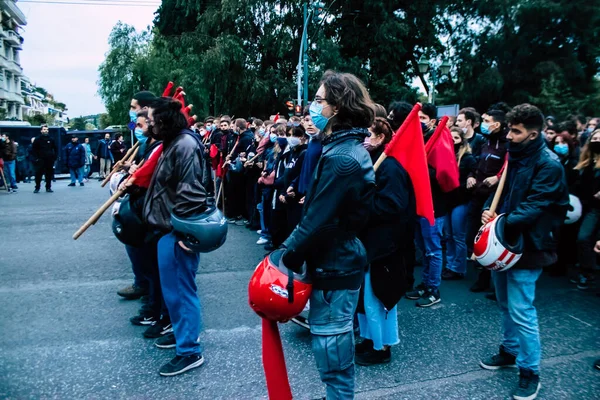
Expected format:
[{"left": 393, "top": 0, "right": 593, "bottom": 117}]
[
  {"left": 320, "top": 70, "right": 376, "bottom": 132},
  {"left": 150, "top": 97, "right": 187, "bottom": 144},
  {"left": 506, "top": 104, "right": 544, "bottom": 133}
]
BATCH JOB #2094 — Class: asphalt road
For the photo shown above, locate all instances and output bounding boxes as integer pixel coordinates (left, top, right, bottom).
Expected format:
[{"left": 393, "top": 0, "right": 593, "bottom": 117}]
[{"left": 0, "top": 180, "right": 599, "bottom": 399}]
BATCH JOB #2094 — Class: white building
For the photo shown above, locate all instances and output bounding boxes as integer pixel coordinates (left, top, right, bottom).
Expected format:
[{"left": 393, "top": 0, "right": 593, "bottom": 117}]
[{"left": 0, "top": 0, "right": 26, "bottom": 120}]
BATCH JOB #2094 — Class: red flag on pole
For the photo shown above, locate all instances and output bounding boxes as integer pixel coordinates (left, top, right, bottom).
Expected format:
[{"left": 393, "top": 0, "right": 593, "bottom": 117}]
[
  {"left": 380, "top": 104, "right": 435, "bottom": 225},
  {"left": 425, "top": 116, "right": 460, "bottom": 193}
]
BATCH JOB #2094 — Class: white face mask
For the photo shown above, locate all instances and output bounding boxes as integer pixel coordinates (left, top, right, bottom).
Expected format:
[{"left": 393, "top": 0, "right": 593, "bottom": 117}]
[{"left": 287, "top": 137, "right": 301, "bottom": 148}]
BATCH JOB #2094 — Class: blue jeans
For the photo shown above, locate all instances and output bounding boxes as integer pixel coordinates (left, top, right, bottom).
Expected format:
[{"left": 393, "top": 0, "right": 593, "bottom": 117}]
[
  {"left": 125, "top": 244, "right": 151, "bottom": 290},
  {"left": 309, "top": 288, "right": 359, "bottom": 400},
  {"left": 69, "top": 167, "right": 84, "bottom": 183},
  {"left": 493, "top": 268, "right": 543, "bottom": 373},
  {"left": 83, "top": 164, "right": 90, "bottom": 179},
  {"left": 158, "top": 232, "right": 202, "bottom": 356},
  {"left": 4, "top": 160, "right": 17, "bottom": 188},
  {"left": 256, "top": 200, "right": 270, "bottom": 239},
  {"left": 445, "top": 204, "right": 469, "bottom": 274},
  {"left": 415, "top": 216, "right": 445, "bottom": 290}
]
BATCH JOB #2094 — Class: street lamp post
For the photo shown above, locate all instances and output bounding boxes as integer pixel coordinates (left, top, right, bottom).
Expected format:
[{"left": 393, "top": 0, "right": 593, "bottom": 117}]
[{"left": 418, "top": 56, "right": 451, "bottom": 105}]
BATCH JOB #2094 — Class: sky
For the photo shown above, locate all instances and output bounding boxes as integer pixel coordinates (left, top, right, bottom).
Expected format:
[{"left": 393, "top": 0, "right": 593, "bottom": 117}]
[{"left": 17, "top": 1, "right": 158, "bottom": 117}]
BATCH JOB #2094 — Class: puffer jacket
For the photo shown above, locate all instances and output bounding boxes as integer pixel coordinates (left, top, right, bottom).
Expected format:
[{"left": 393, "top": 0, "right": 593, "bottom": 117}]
[
  {"left": 143, "top": 130, "right": 208, "bottom": 233},
  {"left": 283, "top": 129, "right": 376, "bottom": 290},
  {"left": 487, "top": 135, "right": 569, "bottom": 268},
  {"left": 63, "top": 142, "right": 86, "bottom": 169},
  {"left": 2, "top": 140, "right": 17, "bottom": 161}
]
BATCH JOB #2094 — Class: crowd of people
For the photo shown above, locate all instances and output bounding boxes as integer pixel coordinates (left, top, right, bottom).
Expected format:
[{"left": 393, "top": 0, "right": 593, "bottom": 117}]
[{"left": 5, "top": 70, "right": 598, "bottom": 399}]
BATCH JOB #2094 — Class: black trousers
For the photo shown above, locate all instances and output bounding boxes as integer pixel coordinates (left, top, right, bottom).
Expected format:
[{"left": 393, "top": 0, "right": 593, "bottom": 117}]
[
  {"left": 34, "top": 159, "right": 54, "bottom": 190},
  {"left": 577, "top": 209, "right": 600, "bottom": 272},
  {"left": 271, "top": 208, "right": 289, "bottom": 248}
]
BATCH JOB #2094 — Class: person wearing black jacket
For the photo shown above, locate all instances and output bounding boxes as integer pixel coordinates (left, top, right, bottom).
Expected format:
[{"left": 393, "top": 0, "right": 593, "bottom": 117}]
[
  {"left": 281, "top": 71, "right": 376, "bottom": 399},
  {"left": 467, "top": 109, "right": 509, "bottom": 293},
  {"left": 32, "top": 124, "right": 58, "bottom": 193},
  {"left": 442, "top": 128, "right": 477, "bottom": 280},
  {"left": 355, "top": 117, "right": 416, "bottom": 366},
  {"left": 143, "top": 97, "right": 208, "bottom": 377},
  {"left": 457, "top": 107, "right": 486, "bottom": 160},
  {"left": 224, "top": 119, "right": 255, "bottom": 224},
  {"left": 275, "top": 125, "right": 308, "bottom": 239},
  {"left": 479, "top": 104, "right": 568, "bottom": 400}
]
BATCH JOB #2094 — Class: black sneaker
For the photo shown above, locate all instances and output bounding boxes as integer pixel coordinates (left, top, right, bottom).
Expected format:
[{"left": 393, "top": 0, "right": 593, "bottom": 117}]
[
  {"left": 355, "top": 338, "right": 374, "bottom": 355},
  {"left": 155, "top": 333, "right": 176, "bottom": 349},
  {"left": 68, "top": 183, "right": 76, "bottom": 187},
  {"left": 290, "top": 315, "right": 310, "bottom": 330},
  {"left": 470, "top": 279, "right": 490, "bottom": 293},
  {"left": 442, "top": 269, "right": 464, "bottom": 280},
  {"left": 144, "top": 317, "right": 173, "bottom": 338},
  {"left": 485, "top": 292, "right": 497, "bottom": 301},
  {"left": 355, "top": 347, "right": 391, "bottom": 366},
  {"left": 159, "top": 354, "right": 204, "bottom": 376},
  {"left": 513, "top": 368, "right": 541, "bottom": 400},
  {"left": 416, "top": 288, "right": 441, "bottom": 307},
  {"left": 130, "top": 314, "right": 158, "bottom": 326},
  {"left": 46, "top": 188, "right": 53, "bottom": 193},
  {"left": 264, "top": 243, "right": 275, "bottom": 251},
  {"left": 480, "top": 346, "right": 517, "bottom": 370},
  {"left": 33, "top": 188, "right": 40, "bottom": 193},
  {"left": 80, "top": 182, "right": 84, "bottom": 186},
  {"left": 405, "top": 283, "right": 427, "bottom": 300},
  {"left": 594, "top": 359, "right": 600, "bottom": 370}
]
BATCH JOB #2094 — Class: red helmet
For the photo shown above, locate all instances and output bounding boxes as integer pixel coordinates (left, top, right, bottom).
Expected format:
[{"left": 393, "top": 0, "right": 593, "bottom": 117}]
[
  {"left": 473, "top": 213, "right": 524, "bottom": 272},
  {"left": 248, "top": 249, "right": 312, "bottom": 322}
]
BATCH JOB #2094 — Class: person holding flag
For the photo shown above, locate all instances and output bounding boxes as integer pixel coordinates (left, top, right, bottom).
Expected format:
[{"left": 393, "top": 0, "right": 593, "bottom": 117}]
[{"left": 406, "top": 104, "right": 459, "bottom": 307}]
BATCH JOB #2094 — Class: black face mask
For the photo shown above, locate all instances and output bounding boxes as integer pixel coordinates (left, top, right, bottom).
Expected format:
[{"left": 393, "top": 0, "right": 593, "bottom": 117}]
[
  {"left": 454, "top": 143, "right": 461, "bottom": 153},
  {"left": 589, "top": 142, "right": 600, "bottom": 154}
]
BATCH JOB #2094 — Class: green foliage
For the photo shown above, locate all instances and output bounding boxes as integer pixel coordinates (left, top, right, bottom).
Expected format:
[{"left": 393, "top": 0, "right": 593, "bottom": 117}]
[
  {"left": 70, "top": 117, "right": 86, "bottom": 131},
  {"left": 98, "top": 113, "right": 112, "bottom": 129},
  {"left": 25, "top": 114, "right": 47, "bottom": 126},
  {"left": 97, "top": 1, "right": 600, "bottom": 122}
]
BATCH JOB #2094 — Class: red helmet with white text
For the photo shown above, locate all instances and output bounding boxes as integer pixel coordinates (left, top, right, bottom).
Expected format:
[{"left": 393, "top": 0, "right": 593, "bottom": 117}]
[
  {"left": 248, "top": 249, "right": 312, "bottom": 322},
  {"left": 473, "top": 214, "right": 524, "bottom": 272}
]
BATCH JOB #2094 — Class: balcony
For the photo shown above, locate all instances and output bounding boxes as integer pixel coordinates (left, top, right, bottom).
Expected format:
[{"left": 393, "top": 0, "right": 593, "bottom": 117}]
[
  {"left": 0, "top": 1, "right": 28, "bottom": 26},
  {"left": 0, "top": 27, "right": 7, "bottom": 39},
  {"left": 6, "top": 59, "right": 22, "bottom": 75},
  {"left": 0, "top": 56, "right": 9, "bottom": 69},
  {"left": 4, "top": 30, "right": 21, "bottom": 47}
]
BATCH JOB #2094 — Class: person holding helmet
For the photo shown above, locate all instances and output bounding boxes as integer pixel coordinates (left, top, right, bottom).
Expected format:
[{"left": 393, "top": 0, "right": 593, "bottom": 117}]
[
  {"left": 479, "top": 104, "right": 568, "bottom": 400},
  {"left": 143, "top": 97, "right": 210, "bottom": 377},
  {"left": 279, "top": 71, "right": 376, "bottom": 398}
]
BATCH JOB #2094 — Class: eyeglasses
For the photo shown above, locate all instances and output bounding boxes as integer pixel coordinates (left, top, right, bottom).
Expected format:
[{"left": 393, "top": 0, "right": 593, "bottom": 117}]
[{"left": 314, "top": 96, "right": 326, "bottom": 104}]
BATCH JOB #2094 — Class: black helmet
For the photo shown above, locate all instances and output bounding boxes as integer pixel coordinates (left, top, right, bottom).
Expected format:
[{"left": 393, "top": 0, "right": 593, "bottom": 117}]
[
  {"left": 170, "top": 206, "right": 228, "bottom": 253},
  {"left": 112, "top": 195, "right": 146, "bottom": 247}
]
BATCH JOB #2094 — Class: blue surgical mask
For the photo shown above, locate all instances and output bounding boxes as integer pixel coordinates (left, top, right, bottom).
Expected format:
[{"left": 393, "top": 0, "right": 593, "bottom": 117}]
[
  {"left": 309, "top": 101, "right": 332, "bottom": 131},
  {"left": 270, "top": 133, "right": 277, "bottom": 143},
  {"left": 480, "top": 122, "right": 491, "bottom": 135},
  {"left": 134, "top": 128, "right": 146, "bottom": 143},
  {"left": 287, "top": 137, "right": 301, "bottom": 148},
  {"left": 259, "top": 128, "right": 265, "bottom": 136},
  {"left": 129, "top": 110, "right": 137, "bottom": 122},
  {"left": 554, "top": 143, "right": 568, "bottom": 156}
]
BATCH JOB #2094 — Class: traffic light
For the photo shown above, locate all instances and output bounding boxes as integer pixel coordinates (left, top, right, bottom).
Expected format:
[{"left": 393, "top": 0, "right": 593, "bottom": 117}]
[
  {"left": 294, "top": 104, "right": 302, "bottom": 116},
  {"left": 286, "top": 100, "right": 294, "bottom": 111}
]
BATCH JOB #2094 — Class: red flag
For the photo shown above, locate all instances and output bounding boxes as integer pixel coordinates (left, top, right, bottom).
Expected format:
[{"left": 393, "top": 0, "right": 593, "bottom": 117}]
[
  {"left": 382, "top": 104, "right": 435, "bottom": 225},
  {"left": 262, "top": 319, "right": 293, "bottom": 400},
  {"left": 130, "top": 144, "right": 163, "bottom": 188},
  {"left": 425, "top": 116, "right": 460, "bottom": 193}
]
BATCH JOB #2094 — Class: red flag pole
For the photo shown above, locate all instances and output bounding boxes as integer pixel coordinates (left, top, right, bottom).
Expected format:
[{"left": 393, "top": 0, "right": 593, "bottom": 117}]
[
  {"left": 374, "top": 103, "right": 422, "bottom": 171},
  {"left": 262, "top": 319, "right": 293, "bottom": 399}
]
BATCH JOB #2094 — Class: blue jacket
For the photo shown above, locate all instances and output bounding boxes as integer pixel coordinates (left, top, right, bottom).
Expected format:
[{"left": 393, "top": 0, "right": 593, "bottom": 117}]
[
  {"left": 64, "top": 142, "right": 86, "bottom": 169},
  {"left": 96, "top": 139, "right": 113, "bottom": 160}
]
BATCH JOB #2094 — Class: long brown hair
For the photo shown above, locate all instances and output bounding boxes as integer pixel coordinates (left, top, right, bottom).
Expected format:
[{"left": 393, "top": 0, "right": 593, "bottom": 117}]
[
  {"left": 451, "top": 127, "right": 471, "bottom": 165},
  {"left": 575, "top": 129, "right": 600, "bottom": 170}
]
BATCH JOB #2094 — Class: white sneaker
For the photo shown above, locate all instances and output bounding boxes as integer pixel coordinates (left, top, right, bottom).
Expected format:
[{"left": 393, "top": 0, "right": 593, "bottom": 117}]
[
  {"left": 256, "top": 230, "right": 262, "bottom": 235},
  {"left": 257, "top": 237, "right": 269, "bottom": 245}
]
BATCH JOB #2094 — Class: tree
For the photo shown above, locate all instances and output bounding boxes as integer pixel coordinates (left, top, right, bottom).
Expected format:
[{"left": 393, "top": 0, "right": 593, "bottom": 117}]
[
  {"left": 70, "top": 117, "right": 86, "bottom": 131},
  {"left": 85, "top": 123, "right": 96, "bottom": 131},
  {"left": 98, "top": 22, "right": 152, "bottom": 126},
  {"left": 25, "top": 114, "right": 47, "bottom": 126},
  {"left": 98, "top": 113, "right": 112, "bottom": 129}
]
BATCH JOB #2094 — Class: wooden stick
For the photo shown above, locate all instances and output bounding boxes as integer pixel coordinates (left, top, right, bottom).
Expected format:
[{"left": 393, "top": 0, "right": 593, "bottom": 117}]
[
  {"left": 0, "top": 167, "right": 9, "bottom": 192},
  {"left": 73, "top": 159, "right": 146, "bottom": 240},
  {"left": 216, "top": 179, "right": 224, "bottom": 205},
  {"left": 100, "top": 141, "right": 140, "bottom": 187},
  {"left": 471, "top": 162, "right": 509, "bottom": 260},
  {"left": 373, "top": 153, "right": 387, "bottom": 172},
  {"left": 489, "top": 162, "right": 509, "bottom": 215}
]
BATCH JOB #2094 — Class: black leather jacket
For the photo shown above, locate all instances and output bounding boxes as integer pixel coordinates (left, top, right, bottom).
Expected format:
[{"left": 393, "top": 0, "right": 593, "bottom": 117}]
[
  {"left": 143, "top": 130, "right": 208, "bottom": 232},
  {"left": 486, "top": 135, "right": 569, "bottom": 268},
  {"left": 283, "top": 129, "right": 376, "bottom": 290}
]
